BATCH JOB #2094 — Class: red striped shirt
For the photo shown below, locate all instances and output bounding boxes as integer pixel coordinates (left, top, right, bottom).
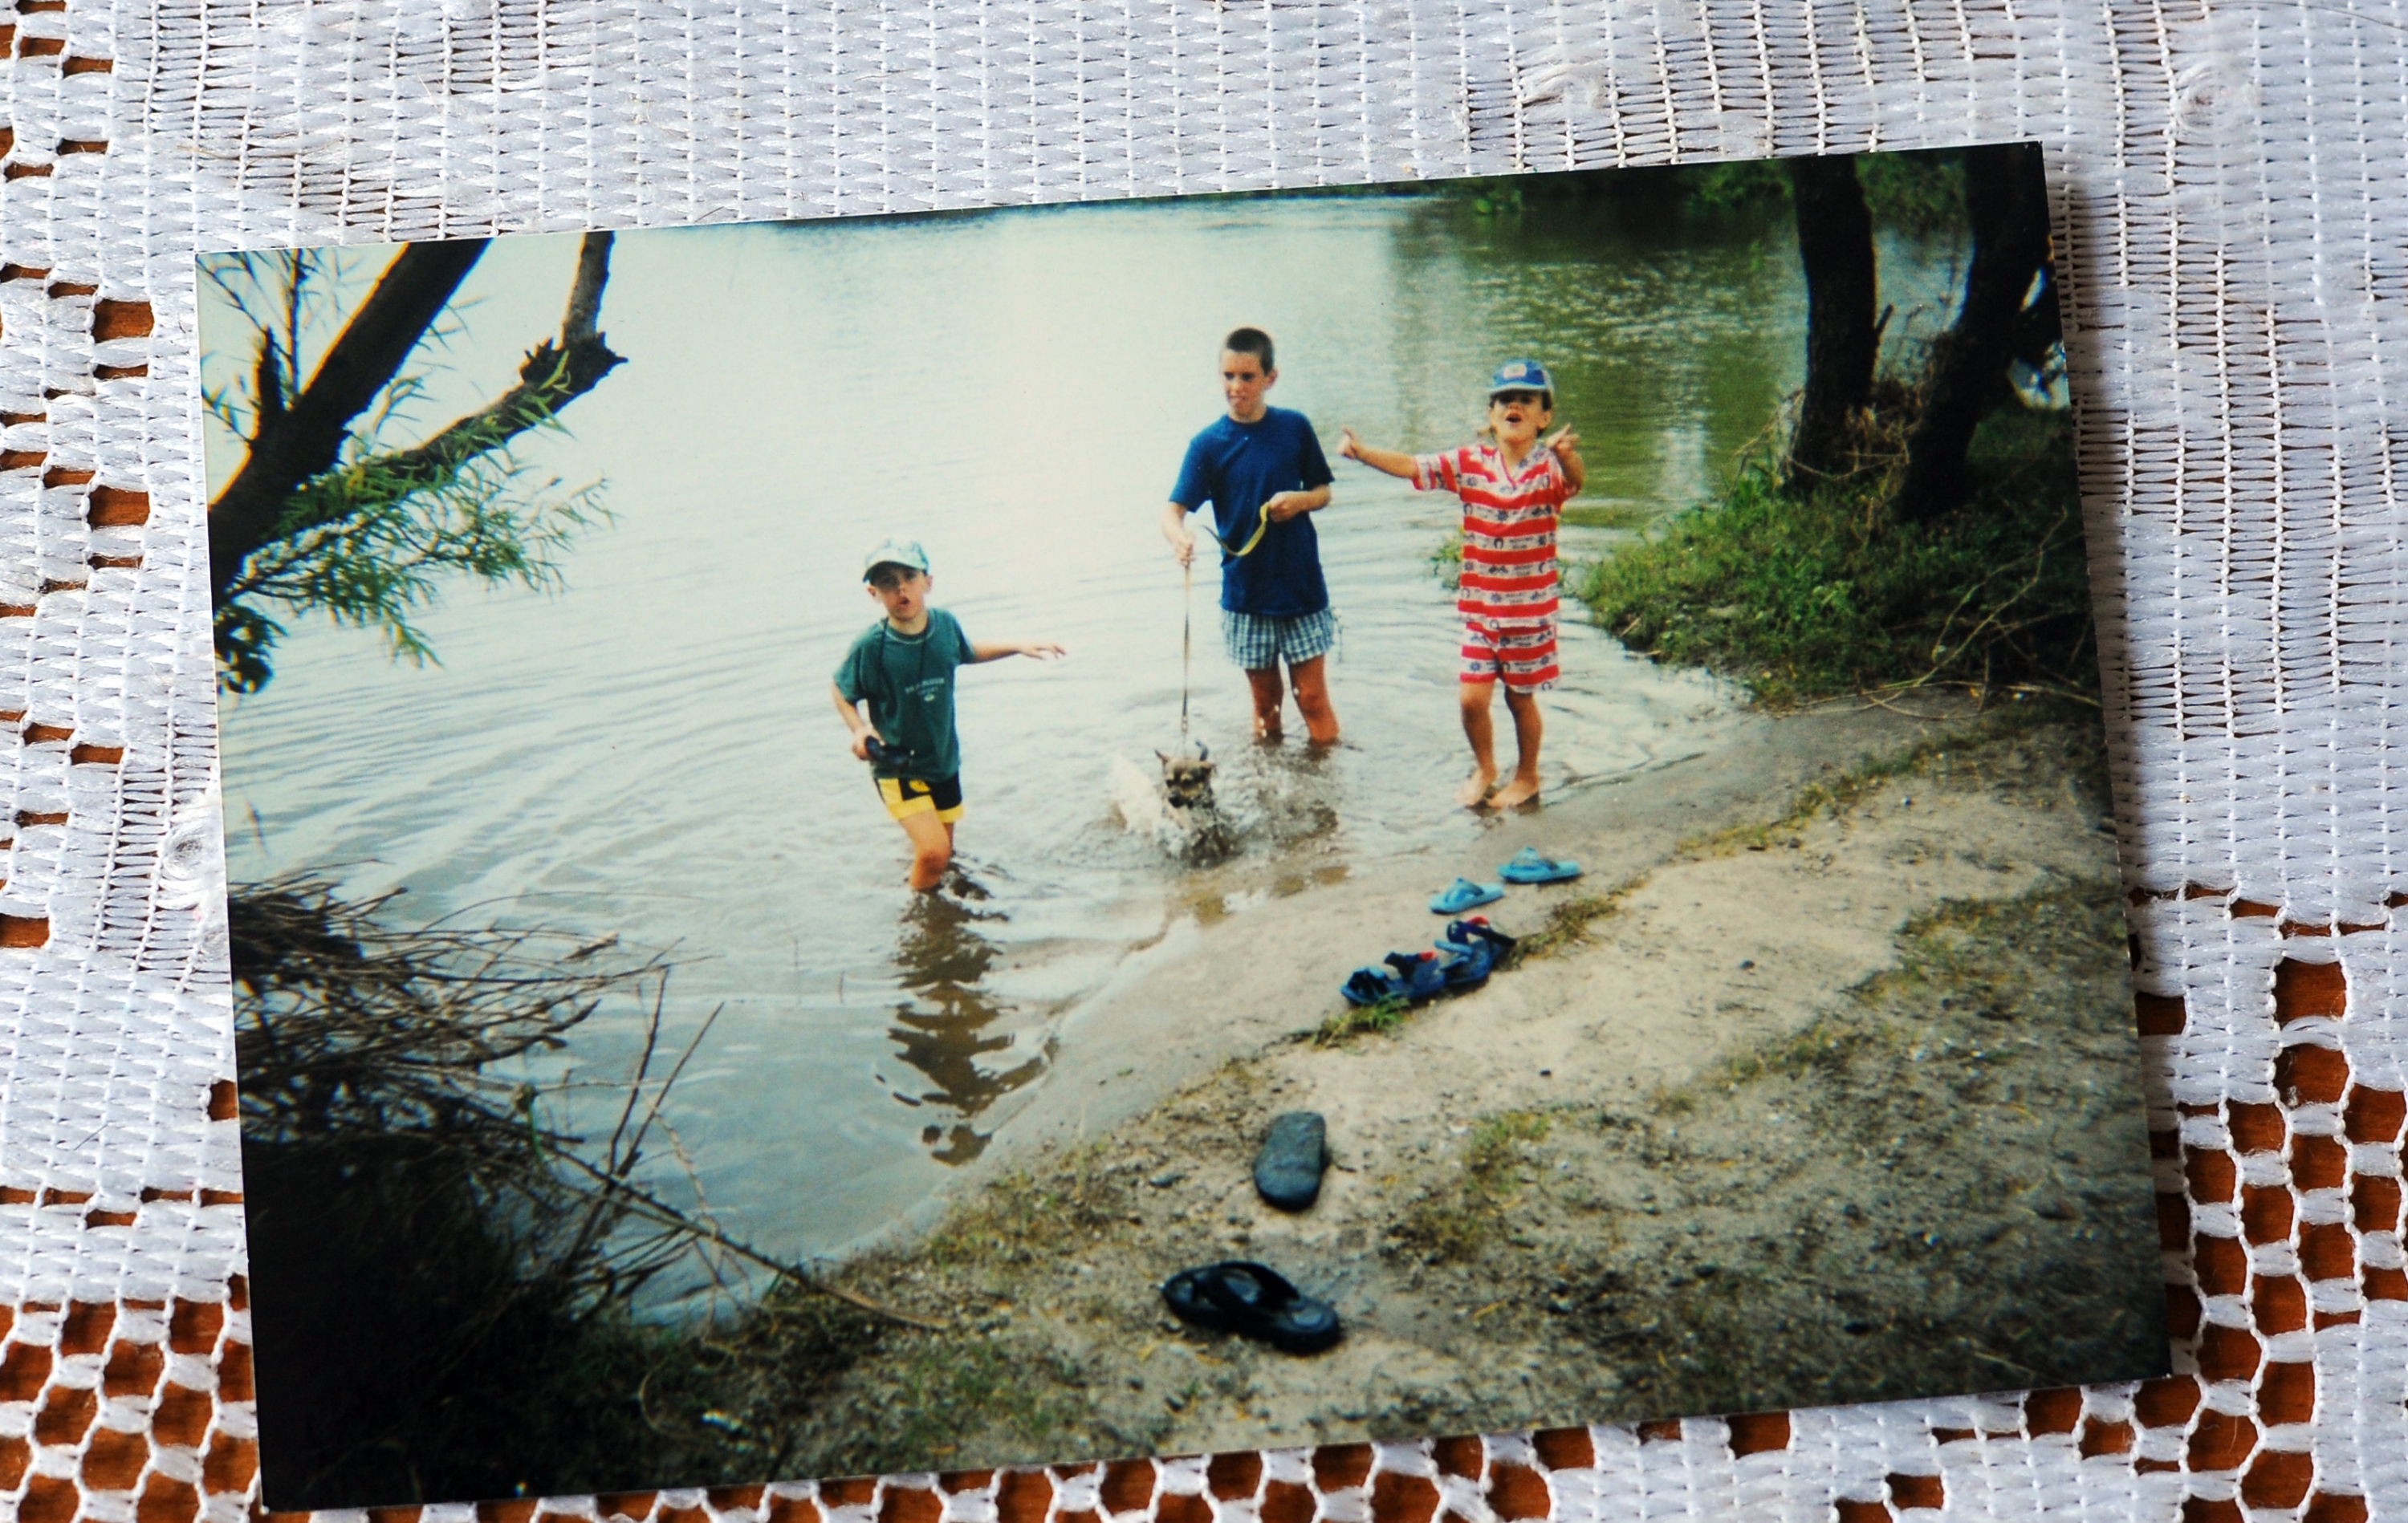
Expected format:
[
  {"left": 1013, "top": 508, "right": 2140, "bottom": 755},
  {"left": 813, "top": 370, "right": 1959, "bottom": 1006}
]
[{"left": 1413, "top": 442, "right": 1572, "bottom": 625}]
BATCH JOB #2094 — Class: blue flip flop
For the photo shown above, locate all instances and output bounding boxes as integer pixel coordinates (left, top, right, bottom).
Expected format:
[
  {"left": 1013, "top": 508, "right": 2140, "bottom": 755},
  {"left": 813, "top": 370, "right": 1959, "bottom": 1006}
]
[
  {"left": 1430, "top": 876, "right": 1506, "bottom": 914},
  {"left": 1499, "top": 847, "right": 1582, "bottom": 884}
]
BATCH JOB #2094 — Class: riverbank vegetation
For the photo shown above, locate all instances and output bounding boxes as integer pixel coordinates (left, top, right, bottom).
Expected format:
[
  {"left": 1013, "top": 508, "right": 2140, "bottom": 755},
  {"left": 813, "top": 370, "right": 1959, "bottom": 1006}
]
[
  {"left": 1583, "top": 143, "right": 2087, "bottom": 707},
  {"left": 234, "top": 878, "right": 751, "bottom": 1507},
  {"left": 203, "top": 236, "right": 624, "bottom": 692},
  {"left": 1584, "top": 405, "right": 2094, "bottom": 707}
]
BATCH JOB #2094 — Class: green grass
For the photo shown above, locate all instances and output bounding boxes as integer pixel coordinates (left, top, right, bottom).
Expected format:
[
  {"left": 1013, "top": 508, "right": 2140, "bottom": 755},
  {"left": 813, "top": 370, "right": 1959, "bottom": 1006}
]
[
  {"left": 1511, "top": 874, "right": 1649, "bottom": 960},
  {"left": 917, "top": 1144, "right": 1131, "bottom": 1278},
  {"left": 1582, "top": 409, "right": 2094, "bottom": 708},
  {"left": 1684, "top": 701, "right": 2064, "bottom": 857},
  {"left": 1391, "top": 1108, "right": 1556, "bottom": 1262},
  {"left": 1316, "top": 994, "right": 1412, "bottom": 1045},
  {"left": 819, "top": 1337, "right": 1098, "bottom": 1477}
]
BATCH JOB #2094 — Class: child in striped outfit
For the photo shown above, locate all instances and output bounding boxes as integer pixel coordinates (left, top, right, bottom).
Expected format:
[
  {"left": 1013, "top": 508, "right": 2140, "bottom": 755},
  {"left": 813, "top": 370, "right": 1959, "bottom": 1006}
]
[{"left": 1340, "top": 359, "right": 1584, "bottom": 809}]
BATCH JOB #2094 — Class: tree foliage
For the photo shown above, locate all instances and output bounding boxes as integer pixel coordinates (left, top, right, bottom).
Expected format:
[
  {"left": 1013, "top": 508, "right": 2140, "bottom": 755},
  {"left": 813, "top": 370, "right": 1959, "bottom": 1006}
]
[
  {"left": 202, "top": 236, "right": 624, "bottom": 692},
  {"left": 1682, "top": 149, "right": 1963, "bottom": 233}
]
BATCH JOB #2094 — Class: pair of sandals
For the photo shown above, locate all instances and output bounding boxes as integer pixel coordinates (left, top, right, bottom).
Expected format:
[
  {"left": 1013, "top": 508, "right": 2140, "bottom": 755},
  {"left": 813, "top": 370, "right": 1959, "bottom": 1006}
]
[
  {"left": 1429, "top": 848, "right": 1583, "bottom": 915},
  {"left": 1339, "top": 916, "right": 1519, "bottom": 1007}
]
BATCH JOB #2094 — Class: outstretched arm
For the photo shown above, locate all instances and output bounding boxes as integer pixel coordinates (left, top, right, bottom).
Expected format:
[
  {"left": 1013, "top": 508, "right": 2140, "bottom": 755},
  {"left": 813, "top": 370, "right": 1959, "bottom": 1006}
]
[
  {"left": 1338, "top": 427, "right": 1422, "bottom": 481},
  {"left": 970, "top": 639, "right": 1066, "bottom": 664}
]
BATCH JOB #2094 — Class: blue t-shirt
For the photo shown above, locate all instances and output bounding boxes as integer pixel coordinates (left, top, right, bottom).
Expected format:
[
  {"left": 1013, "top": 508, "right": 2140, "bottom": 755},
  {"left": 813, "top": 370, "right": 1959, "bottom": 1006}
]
[
  {"left": 832, "top": 609, "right": 975, "bottom": 780},
  {"left": 1169, "top": 406, "right": 1336, "bottom": 618}
]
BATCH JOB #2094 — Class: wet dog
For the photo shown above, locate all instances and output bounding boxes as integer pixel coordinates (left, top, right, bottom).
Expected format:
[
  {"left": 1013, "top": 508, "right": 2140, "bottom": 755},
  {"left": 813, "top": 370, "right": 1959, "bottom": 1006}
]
[
  {"left": 1156, "top": 744, "right": 1218, "bottom": 812},
  {"left": 1111, "top": 745, "right": 1234, "bottom": 862}
]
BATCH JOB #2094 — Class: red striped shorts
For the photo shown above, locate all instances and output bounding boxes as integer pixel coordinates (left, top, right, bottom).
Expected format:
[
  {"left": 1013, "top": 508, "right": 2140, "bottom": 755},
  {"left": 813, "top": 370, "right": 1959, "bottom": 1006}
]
[{"left": 1460, "top": 615, "right": 1559, "bottom": 692}]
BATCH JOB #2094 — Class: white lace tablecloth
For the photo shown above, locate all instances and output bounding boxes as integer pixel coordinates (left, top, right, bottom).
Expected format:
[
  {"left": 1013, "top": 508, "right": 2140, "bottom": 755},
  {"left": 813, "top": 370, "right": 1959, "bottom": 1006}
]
[{"left": 4, "top": 2, "right": 2404, "bottom": 1519}]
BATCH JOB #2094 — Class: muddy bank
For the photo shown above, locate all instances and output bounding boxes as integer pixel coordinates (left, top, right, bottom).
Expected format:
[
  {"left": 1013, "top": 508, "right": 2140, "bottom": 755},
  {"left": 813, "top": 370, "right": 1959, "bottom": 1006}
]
[{"left": 654, "top": 705, "right": 2168, "bottom": 1481}]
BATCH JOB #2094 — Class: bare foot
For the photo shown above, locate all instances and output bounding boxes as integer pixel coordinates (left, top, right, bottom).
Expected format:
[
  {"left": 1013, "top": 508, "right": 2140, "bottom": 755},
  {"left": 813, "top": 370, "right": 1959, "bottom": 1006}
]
[
  {"left": 1490, "top": 774, "right": 1543, "bottom": 809},
  {"left": 1457, "top": 768, "right": 1500, "bottom": 808}
]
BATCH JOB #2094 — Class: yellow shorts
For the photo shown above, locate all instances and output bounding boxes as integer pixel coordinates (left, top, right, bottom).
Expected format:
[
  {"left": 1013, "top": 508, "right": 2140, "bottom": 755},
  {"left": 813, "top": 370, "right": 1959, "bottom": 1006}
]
[{"left": 877, "top": 774, "right": 965, "bottom": 824}]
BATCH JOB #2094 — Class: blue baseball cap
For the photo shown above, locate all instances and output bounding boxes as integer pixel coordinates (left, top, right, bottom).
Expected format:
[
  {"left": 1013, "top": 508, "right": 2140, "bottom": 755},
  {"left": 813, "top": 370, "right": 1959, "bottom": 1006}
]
[
  {"left": 1487, "top": 359, "right": 1555, "bottom": 400},
  {"left": 862, "top": 537, "right": 930, "bottom": 579}
]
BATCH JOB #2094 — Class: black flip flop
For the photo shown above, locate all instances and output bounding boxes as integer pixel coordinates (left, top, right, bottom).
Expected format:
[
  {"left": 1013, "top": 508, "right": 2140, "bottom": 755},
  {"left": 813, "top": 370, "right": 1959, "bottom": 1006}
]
[
  {"left": 1160, "top": 1261, "right": 1344, "bottom": 1354},
  {"left": 1254, "top": 1111, "right": 1329, "bottom": 1212}
]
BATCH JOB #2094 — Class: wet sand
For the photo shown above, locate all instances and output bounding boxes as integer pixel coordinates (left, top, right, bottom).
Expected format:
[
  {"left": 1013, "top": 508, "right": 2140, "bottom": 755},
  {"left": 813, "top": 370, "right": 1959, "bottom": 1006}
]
[
  {"left": 1003, "top": 700, "right": 1997, "bottom": 1162},
  {"left": 673, "top": 701, "right": 2168, "bottom": 1480}
]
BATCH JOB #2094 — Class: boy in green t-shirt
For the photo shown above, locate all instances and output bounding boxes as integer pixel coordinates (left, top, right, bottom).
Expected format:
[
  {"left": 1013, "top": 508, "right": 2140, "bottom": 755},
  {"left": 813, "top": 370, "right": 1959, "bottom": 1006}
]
[{"left": 832, "top": 538, "right": 1064, "bottom": 891}]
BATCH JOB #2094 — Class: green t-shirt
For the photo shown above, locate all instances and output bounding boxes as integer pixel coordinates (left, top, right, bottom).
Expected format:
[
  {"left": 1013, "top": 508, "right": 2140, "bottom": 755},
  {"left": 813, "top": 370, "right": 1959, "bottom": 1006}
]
[{"left": 834, "top": 609, "right": 974, "bottom": 780}]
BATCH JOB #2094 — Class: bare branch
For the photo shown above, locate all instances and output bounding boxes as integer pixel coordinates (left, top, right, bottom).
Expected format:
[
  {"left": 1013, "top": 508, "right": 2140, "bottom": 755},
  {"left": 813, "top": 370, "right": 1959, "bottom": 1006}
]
[
  {"left": 209, "top": 232, "right": 624, "bottom": 609},
  {"left": 365, "top": 233, "right": 624, "bottom": 506},
  {"left": 562, "top": 229, "right": 612, "bottom": 340},
  {"left": 209, "top": 239, "right": 490, "bottom": 603}
]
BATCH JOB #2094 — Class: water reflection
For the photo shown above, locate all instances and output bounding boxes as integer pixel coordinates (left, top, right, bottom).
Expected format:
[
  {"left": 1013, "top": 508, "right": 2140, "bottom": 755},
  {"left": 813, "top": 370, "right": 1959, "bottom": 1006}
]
[{"left": 885, "top": 891, "right": 1046, "bottom": 1165}]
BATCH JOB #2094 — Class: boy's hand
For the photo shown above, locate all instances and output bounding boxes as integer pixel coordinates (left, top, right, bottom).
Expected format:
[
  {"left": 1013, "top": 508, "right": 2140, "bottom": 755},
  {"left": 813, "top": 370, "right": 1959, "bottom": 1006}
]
[
  {"left": 1545, "top": 427, "right": 1582, "bottom": 457},
  {"left": 1169, "top": 525, "right": 1196, "bottom": 567},
  {"left": 1338, "top": 426, "right": 1364, "bottom": 461},
  {"left": 1020, "top": 640, "right": 1067, "bottom": 660},
  {"left": 849, "top": 726, "right": 883, "bottom": 762},
  {"left": 1263, "top": 491, "right": 1311, "bottom": 523}
]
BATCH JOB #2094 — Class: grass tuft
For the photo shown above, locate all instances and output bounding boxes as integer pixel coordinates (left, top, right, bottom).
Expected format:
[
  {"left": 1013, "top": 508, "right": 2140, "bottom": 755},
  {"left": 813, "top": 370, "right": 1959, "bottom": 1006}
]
[
  {"left": 1512, "top": 875, "right": 1649, "bottom": 960},
  {"left": 1391, "top": 1108, "right": 1557, "bottom": 1262},
  {"left": 1316, "top": 994, "right": 1412, "bottom": 1046}
]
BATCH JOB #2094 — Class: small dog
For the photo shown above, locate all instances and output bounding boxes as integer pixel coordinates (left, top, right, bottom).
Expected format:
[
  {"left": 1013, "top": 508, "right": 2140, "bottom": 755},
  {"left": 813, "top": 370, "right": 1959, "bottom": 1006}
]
[
  {"left": 1156, "top": 743, "right": 1217, "bottom": 811},
  {"left": 1110, "top": 745, "right": 1234, "bottom": 862}
]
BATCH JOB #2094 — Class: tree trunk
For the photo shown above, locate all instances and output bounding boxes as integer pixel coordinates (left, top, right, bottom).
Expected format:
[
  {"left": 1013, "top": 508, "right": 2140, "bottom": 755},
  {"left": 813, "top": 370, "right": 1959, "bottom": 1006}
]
[
  {"left": 209, "top": 240, "right": 490, "bottom": 603},
  {"left": 1891, "top": 143, "right": 2053, "bottom": 524},
  {"left": 207, "top": 233, "right": 624, "bottom": 607},
  {"left": 1784, "top": 154, "right": 1879, "bottom": 486}
]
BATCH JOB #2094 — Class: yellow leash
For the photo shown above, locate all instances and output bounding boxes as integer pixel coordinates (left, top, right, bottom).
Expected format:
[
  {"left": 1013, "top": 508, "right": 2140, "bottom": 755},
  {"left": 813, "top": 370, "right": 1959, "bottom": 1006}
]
[{"left": 1198, "top": 505, "right": 1273, "bottom": 559}]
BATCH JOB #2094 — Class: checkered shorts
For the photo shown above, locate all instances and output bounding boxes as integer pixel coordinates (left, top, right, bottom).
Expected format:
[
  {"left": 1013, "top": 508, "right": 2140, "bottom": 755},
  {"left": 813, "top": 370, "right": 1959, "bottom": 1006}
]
[
  {"left": 1461, "top": 615, "right": 1560, "bottom": 692},
  {"left": 1222, "top": 607, "right": 1338, "bottom": 671}
]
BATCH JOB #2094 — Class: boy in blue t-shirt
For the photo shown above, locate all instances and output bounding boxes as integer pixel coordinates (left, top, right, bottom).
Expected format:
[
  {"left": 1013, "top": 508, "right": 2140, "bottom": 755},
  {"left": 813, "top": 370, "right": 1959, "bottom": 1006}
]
[
  {"left": 1159, "top": 327, "right": 1340, "bottom": 744},
  {"left": 832, "top": 538, "right": 1064, "bottom": 891}
]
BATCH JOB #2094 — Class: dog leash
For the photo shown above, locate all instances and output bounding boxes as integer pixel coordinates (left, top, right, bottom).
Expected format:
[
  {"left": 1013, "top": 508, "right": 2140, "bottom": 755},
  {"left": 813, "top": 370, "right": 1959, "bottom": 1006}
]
[{"left": 1195, "top": 503, "right": 1273, "bottom": 559}]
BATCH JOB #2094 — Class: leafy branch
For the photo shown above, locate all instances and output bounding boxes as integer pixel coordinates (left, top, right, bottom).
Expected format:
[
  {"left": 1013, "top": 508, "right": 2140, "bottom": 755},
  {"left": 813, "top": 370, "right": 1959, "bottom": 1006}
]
[{"left": 204, "top": 234, "right": 625, "bottom": 691}]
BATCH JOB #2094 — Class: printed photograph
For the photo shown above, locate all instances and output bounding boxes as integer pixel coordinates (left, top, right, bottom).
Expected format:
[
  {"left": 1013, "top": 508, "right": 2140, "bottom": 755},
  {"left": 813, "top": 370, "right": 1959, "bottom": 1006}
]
[{"left": 202, "top": 142, "right": 2170, "bottom": 1511}]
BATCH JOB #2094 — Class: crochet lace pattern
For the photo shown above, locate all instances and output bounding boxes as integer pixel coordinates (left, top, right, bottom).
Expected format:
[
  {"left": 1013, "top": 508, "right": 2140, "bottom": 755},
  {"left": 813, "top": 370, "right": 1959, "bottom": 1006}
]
[{"left": 4, "top": 2, "right": 2404, "bottom": 1520}]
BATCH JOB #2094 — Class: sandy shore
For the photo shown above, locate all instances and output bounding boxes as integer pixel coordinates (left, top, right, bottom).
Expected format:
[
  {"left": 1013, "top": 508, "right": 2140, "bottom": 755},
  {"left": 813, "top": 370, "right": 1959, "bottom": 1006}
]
[
  {"left": 993, "top": 700, "right": 2000, "bottom": 1161},
  {"left": 665, "top": 701, "right": 2169, "bottom": 1481}
]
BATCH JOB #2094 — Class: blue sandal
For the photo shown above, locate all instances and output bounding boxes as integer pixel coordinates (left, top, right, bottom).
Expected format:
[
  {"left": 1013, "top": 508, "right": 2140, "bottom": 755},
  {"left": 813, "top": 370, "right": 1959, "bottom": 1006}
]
[
  {"left": 1385, "top": 949, "right": 1451, "bottom": 1005},
  {"left": 1430, "top": 876, "right": 1507, "bottom": 914},
  {"left": 1341, "top": 964, "right": 1407, "bottom": 1006},
  {"left": 1444, "top": 916, "right": 1521, "bottom": 957},
  {"left": 1499, "top": 847, "right": 1581, "bottom": 884},
  {"left": 1436, "top": 936, "right": 1495, "bottom": 993}
]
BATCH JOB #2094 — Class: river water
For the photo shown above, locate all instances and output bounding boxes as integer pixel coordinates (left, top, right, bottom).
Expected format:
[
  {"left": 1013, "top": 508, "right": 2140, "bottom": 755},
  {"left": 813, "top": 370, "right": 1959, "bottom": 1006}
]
[{"left": 214, "top": 191, "right": 1965, "bottom": 1268}]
